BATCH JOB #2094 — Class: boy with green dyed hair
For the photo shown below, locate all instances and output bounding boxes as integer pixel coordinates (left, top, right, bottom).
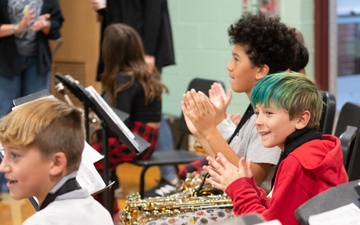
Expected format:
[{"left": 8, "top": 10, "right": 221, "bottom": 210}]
[{"left": 204, "top": 72, "right": 348, "bottom": 225}]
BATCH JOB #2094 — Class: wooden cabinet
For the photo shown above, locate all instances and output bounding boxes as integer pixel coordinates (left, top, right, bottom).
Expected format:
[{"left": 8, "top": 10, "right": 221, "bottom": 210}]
[{"left": 50, "top": 0, "right": 102, "bottom": 105}]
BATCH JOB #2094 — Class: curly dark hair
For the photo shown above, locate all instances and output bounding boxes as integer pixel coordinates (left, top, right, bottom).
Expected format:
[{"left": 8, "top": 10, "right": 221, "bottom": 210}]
[
  {"left": 228, "top": 12, "right": 298, "bottom": 74},
  {"left": 291, "top": 41, "right": 309, "bottom": 72}
]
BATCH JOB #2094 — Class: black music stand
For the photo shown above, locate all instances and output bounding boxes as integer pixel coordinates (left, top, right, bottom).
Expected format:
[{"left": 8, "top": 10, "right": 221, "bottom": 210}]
[
  {"left": 54, "top": 73, "right": 150, "bottom": 213},
  {"left": 55, "top": 73, "right": 129, "bottom": 142}
]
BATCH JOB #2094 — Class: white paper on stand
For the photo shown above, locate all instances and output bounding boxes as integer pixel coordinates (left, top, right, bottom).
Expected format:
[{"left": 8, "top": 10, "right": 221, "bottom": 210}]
[
  {"left": 84, "top": 141, "right": 103, "bottom": 163},
  {"left": 85, "top": 86, "right": 138, "bottom": 150},
  {"left": 76, "top": 141, "right": 106, "bottom": 194}
]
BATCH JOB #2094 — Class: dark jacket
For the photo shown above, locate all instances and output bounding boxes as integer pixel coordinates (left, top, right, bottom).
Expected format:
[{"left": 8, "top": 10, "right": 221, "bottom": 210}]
[
  {"left": 0, "top": 0, "right": 64, "bottom": 76},
  {"left": 97, "top": 0, "right": 175, "bottom": 80}
]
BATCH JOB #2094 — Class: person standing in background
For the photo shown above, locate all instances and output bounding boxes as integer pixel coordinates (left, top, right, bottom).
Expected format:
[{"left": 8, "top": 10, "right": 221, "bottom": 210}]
[
  {"left": 90, "top": 0, "right": 178, "bottom": 197},
  {"left": 0, "top": 0, "right": 64, "bottom": 198}
]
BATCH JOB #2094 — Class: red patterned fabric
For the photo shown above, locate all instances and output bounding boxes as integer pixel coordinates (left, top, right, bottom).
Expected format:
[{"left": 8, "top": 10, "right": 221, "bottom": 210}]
[
  {"left": 92, "top": 121, "right": 159, "bottom": 171},
  {"left": 178, "top": 157, "right": 207, "bottom": 180}
]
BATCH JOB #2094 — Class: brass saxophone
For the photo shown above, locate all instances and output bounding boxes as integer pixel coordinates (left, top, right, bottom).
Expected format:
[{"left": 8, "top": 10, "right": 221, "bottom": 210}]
[{"left": 120, "top": 172, "right": 233, "bottom": 225}]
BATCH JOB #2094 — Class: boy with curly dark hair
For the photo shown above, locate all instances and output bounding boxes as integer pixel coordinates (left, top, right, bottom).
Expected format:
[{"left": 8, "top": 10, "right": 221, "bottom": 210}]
[{"left": 142, "top": 12, "right": 300, "bottom": 225}]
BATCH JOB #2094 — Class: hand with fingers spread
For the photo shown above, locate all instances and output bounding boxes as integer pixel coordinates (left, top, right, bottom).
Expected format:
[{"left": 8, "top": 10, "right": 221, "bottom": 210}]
[
  {"left": 181, "top": 89, "right": 218, "bottom": 137},
  {"left": 209, "top": 83, "right": 232, "bottom": 124},
  {"left": 203, "top": 152, "right": 253, "bottom": 191}
]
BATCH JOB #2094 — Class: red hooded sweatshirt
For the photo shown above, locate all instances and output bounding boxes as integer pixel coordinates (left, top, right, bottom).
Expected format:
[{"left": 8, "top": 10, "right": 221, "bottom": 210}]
[{"left": 226, "top": 134, "right": 349, "bottom": 225}]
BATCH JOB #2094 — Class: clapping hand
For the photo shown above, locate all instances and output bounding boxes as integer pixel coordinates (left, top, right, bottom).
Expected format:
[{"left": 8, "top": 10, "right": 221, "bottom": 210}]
[
  {"left": 31, "top": 13, "right": 50, "bottom": 32},
  {"left": 203, "top": 152, "right": 253, "bottom": 191},
  {"left": 209, "top": 83, "right": 232, "bottom": 124},
  {"left": 181, "top": 89, "right": 217, "bottom": 137},
  {"left": 16, "top": 8, "right": 35, "bottom": 33}
]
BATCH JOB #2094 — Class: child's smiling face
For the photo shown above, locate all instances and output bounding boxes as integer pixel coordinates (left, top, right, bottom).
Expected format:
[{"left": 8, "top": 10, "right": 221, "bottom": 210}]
[
  {"left": 0, "top": 143, "right": 53, "bottom": 204},
  {"left": 254, "top": 102, "right": 298, "bottom": 150}
]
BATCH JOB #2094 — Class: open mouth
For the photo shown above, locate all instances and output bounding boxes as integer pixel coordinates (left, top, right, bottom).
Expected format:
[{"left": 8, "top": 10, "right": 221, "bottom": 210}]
[
  {"left": 7, "top": 179, "right": 18, "bottom": 188},
  {"left": 259, "top": 131, "right": 270, "bottom": 136}
]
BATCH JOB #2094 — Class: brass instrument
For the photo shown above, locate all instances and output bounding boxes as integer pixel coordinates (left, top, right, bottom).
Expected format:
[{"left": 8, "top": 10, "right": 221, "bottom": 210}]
[
  {"left": 120, "top": 172, "right": 233, "bottom": 225},
  {"left": 120, "top": 193, "right": 232, "bottom": 225},
  {"left": 193, "top": 139, "right": 205, "bottom": 154}
]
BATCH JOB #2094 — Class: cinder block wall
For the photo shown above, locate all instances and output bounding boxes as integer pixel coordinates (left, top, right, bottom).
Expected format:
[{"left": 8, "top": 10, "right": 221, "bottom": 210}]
[{"left": 162, "top": 0, "right": 314, "bottom": 116}]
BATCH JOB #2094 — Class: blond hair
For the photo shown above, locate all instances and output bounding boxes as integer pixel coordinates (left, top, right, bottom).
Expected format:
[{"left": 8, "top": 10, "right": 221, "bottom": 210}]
[{"left": 0, "top": 97, "right": 85, "bottom": 173}]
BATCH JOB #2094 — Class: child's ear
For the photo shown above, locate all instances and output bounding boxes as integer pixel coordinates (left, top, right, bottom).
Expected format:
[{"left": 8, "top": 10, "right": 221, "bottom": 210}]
[
  {"left": 49, "top": 152, "right": 67, "bottom": 176},
  {"left": 295, "top": 110, "right": 311, "bottom": 130},
  {"left": 255, "top": 64, "right": 270, "bottom": 81}
]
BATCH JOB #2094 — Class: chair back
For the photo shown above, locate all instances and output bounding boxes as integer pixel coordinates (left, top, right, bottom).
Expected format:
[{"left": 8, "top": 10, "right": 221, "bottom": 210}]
[
  {"left": 339, "top": 125, "right": 358, "bottom": 168},
  {"left": 295, "top": 180, "right": 360, "bottom": 225},
  {"left": 176, "top": 78, "right": 226, "bottom": 148},
  {"left": 334, "top": 102, "right": 360, "bottom": 180},
  {"left": 319, "top": 91, "right": 336, "bottom": 134}
]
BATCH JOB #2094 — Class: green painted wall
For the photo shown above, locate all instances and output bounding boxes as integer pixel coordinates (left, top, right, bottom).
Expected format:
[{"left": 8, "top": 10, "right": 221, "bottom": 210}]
[{"left": 162, "top": 0, "right": 314, "bottom": 116}]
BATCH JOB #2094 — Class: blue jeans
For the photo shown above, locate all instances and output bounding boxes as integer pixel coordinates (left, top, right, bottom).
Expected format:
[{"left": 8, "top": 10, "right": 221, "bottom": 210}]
[
  {"left": 0, "top": 55, "right": 50, "bottom": 192},
  {"left": 156, "top": 116, "right": 178, "bottom": 181},
  {"left": 0, "top": 55, "right": 50, "bottom": 117}
]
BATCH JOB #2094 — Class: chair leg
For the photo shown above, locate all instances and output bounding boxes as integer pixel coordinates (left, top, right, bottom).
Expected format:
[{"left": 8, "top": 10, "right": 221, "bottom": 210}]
[{"left": 139, "top": 166, "right": 151, "bottom": 198}]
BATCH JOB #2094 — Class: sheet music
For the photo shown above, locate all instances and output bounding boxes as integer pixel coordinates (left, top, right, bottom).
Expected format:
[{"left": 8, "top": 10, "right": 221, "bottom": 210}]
[
  {"left": 308, "top": 203, "right": 360, "bottom": 225},
  {"left": 85, "top": 86, "right": 139, "bottom": 149},
  {"left": 76, "top": 141, "right": 106, "bottom": 194},
  {"left": 84, "top": 141, "right": 103, "bottom": 163}
]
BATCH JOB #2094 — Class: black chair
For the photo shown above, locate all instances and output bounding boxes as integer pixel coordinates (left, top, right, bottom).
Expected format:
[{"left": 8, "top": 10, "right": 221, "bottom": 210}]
[
  {"left": 130, "top": 77, "right": 226, "bottom": 198},
  {"left": 339, "top": 125, "right": 358, "bottom": 168},
  {"left": 319, "top": 91, "right": 336, "bottom": 134},
  {"left": 334, "top": 102, "right": 360, "bottom": 181},
  {"left": 295, "top": 179, "right": 360, "bottom": 225}
]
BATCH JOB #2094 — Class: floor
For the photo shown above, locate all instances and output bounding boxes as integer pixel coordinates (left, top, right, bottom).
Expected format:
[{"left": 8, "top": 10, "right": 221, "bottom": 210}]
[{"left": 0, "top": 163, "right": 162, "bottom": 225}]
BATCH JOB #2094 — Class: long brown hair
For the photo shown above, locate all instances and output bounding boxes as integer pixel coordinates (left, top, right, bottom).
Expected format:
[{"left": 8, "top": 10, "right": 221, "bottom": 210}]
[{"left": 101, "top": 23, "right": 168, "bottom": 106}]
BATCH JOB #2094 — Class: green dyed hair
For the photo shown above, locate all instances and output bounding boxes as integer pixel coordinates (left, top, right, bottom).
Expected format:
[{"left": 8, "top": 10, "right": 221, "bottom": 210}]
[{"left": 250, "top": 72, "right": 323, "bottom": 129}]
